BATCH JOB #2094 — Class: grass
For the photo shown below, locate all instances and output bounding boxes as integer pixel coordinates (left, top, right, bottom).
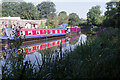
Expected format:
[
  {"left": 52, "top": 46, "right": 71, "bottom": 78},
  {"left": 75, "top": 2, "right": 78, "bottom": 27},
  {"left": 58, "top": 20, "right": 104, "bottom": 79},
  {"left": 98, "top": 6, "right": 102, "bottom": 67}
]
[{"left": 2, "top": 27, "right": 120, "bottom": 80}]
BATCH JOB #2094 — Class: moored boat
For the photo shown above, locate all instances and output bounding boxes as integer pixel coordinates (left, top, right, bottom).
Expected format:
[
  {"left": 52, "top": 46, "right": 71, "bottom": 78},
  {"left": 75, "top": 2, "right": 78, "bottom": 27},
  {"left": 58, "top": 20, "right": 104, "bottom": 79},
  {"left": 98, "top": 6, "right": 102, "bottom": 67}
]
[
  {"left": 0, "top": 28, "right": 66, "bottom": 40},
  {"left": 58, "top": 24, "right": 81, "bottom": 33},
  {"left": 0, "top": 24, "right": 81, "bottom": 40},
  {"left": 18, "top": 28, "right": 66, "bottom": 39}
]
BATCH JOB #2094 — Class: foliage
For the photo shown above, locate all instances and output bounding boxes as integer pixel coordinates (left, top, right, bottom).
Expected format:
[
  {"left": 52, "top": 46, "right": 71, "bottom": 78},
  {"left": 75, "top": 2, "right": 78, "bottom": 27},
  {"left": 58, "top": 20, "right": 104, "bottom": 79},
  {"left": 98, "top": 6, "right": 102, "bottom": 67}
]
[
  {"left": 38, "top": 21, "right": 45, "bottom": 28},
  {"left": 87, "top": 5, "right": 102, "bottom": 26},
  {"left": 46, "top": 13, "right": 58, "bottom": 28},
  {"left": 90, "top": 26, "right": 99, "bottom": 34},
  {"left": 8, "top": 23, "right": 12, "bottom": 28},
  {"left": 68, "top": 13, "right": 80, "bottom": 26},
  {"left": 103, "top": 1, "right": 120, "bottom": 28},
  {"left": 58, "top": 11, "right": 68, "bottom": 25},
  {"left": 2, "top": 2, "right": 19, "bottom": 17},
  {"left": 37, "top": 1, "right": 56, "bottom": 19},
  {"left": 19, "top": 2, "right": 35, "bottom": 20},
  {"left": 79, "top": 18, "right": 87, "bottom": 27},
  {"left": 2, "top": 2, "right": 39, "bottom": 20}
]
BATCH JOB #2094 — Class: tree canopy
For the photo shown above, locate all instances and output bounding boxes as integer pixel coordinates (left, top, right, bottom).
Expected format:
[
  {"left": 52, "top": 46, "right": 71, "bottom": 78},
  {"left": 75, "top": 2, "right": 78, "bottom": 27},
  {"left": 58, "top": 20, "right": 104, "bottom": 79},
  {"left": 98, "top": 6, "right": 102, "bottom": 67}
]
[
  {"left": 103, "top": 1, "right": 120, "bottom": 28},
  {"left": 36, "top": 1, "right": 56, "bottom": 19},
  {"left": 2, "top": 2, "right": 19, "bottom": 17},
  {"left": 58, "top": 11, "right": 68, "bottom": 25},
  {"left": 46, "top": 13, "right": 58, "bottom": 28},
  {"left": 19, "top": 2, "right": 37, "bottom": 20},
  {"left": 87, "top": 5, "right": 102, "bottom": 26},
  {"left": 2, "top": 2, "right": 39, "bottom": 20},
  {"left": 68, "top": 13, "right": 80, "bottom": 26}
]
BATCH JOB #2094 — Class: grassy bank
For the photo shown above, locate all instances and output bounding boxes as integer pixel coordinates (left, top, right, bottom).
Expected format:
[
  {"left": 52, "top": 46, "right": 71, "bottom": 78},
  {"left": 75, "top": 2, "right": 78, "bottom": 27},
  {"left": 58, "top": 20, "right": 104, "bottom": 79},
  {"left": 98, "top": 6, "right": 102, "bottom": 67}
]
[
  {"left": 2, "top": 28, "right": 120, "bottom": 80},
  {"left": 44, "top": 27, "right": 120, "bottom": 79}
]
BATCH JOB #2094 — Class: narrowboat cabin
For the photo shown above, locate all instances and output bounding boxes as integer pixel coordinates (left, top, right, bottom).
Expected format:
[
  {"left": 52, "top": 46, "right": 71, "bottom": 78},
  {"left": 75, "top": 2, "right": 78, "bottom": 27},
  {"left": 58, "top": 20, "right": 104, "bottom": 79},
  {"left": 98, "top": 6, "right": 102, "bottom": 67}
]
[
  {"left": 0, "top": 28, "right": 66, "bottom": 40},
  {"left": 18, "top": 28, "right": 66, "bottom": 39},
  {"left": 58, "top": 24, "right": 81, "bottom": 33}
]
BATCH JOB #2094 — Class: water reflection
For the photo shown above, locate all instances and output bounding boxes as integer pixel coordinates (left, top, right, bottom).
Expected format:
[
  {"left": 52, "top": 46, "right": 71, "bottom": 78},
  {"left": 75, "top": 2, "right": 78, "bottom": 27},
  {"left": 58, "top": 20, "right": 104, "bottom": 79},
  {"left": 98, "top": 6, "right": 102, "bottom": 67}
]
[{"left": 24, "top": 34, "right": 87, "bottom": 65}]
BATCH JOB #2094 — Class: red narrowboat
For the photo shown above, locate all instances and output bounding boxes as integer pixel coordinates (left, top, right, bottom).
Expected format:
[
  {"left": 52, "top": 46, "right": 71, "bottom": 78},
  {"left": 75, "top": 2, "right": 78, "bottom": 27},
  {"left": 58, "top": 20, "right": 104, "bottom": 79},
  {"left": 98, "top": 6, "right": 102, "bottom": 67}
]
[{"left": 0, "top": 28, "right": 66, "bottom": 40}]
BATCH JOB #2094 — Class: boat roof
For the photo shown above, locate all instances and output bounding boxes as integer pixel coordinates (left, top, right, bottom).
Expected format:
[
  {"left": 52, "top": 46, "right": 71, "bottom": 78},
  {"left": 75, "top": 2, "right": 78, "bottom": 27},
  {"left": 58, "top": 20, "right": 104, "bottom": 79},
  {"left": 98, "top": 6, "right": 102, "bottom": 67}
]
[{"left": 21, "top": 28, "right": 65, "bottom": 30}]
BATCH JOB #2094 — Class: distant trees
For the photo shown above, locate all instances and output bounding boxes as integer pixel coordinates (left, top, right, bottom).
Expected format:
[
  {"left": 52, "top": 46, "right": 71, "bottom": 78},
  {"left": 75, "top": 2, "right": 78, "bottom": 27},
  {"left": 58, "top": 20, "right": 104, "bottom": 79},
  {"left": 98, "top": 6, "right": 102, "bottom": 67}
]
[
  {"left": 87, "top": 5, "right": 102, "bottom": 26},
  {"left": 58, "top": 11, "right": 68, "bottom": 24},
  {"left": 115, "top": 1, "right": 120, "bottom": 27},
  {"left": 103, "top": 1, "right": 120, "bottom": 28},
  {"left": 2, "top": 1, "right": 81, "bottom": 27},
  {"left": 86, "top": 1, "right": 120, "bottom": 28},
  {"left": 68, "top": 13, "right": 80, "bottom": 26},
  {"left": 46, "top": 13, "right": 58, "bottom": 28},
  {"left": 36, "top": 1, "right": 56, "bottom": 19},
  {"left": 2, "top": 0, "right": 120, "bottom": 28},
  {"left": 19, "top": 2, "right": 37, "bottom": 20},
  {"left": 2, "top": 2, "right": 39, "bottom": 20},
  {"left": 2, "top": 2, "right": 19, "bottom": 17},
  {"left": 2, "top": 1, "right": 56, "bottom": 20}
]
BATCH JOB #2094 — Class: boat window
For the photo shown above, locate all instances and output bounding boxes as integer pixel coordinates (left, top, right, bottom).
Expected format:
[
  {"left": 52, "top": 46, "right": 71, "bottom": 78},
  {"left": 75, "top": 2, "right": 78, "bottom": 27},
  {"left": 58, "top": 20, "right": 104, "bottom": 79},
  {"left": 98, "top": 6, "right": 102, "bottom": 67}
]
[
  {"left": 50, "top": 30, "right": 52, "bottom": 34},
  {"left": 28, "top": 48, "right": 32, "bottom": 51},
  {"left": 20, "top": 31, "right": 23, "bottom": 35},
  {"left": 42, "top": 30, "right": 44, "bottom": 34},
  {"left": 60, "top": 30, "right": 61, "bottom": 33},
  {"left": 50, "top": 42, "right": 52, "bottom": 46},
  {"left": 43, "top": 44, "right": 44, "bottom": 48},
  {"left": 37, "top": 46, "right": 40, "bottom": 49},
  {"left": 60, "top": 40, "right": 61, "bottom": 43},
  {"left": 55, "top": 30, "right": 57, "bottom": 34},
  {"left": 28, "top": 31, "right": 32, "bottom": 35},
  {"left": 20, "top": 31, "right": 25, "bottom": 35},
  {"left": 23, "top": 48, "right": 25, "bottom": 52},
  {"left": 55, "top": 41, "right": 57, "bottom": 45},
  {"left": 36, "top": 31, "right": 40, "bottom": 34}
]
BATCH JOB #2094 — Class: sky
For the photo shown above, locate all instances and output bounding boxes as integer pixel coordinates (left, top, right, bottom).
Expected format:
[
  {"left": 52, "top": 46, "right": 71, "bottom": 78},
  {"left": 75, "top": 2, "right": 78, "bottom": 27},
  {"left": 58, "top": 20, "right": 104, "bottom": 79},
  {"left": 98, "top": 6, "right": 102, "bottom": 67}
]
[
  {"left": 24, "top": 0, "right": 111, "bottom": 19},
  {"left": 54, "top": 2, "right": 107, "bottom": 19},
  {"left": 1, "top": 0, "right": 112, "bottom": 19}
]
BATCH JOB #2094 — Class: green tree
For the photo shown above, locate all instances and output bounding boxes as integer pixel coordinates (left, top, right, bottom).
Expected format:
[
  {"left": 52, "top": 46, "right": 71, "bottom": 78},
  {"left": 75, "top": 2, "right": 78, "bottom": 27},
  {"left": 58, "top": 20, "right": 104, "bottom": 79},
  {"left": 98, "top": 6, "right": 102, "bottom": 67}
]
[
  {"left": 37, "top": 1, "right": 56, "bottom": 19},
  {"left": 87, "top": 5, "right": 102, "bottom": 26},
  {"left": 33, "top": 7, "right": 40, "bottom": 20},
  {"left": 104, "top": 2, "right": 117, "bottom": 27},
  {"left": 58, "top": 11, "right": 68, "bottom": 24},
  {"left": 2, "top": 2, "right": 39, "bottom": 20},
  {"left": 68, "top": 13, "right": 80, "bottom": 26},
  {"left": 2, "top": 2, "right": 19, "bottom": 17},
  {"left": 103, "top": 1, "right": 120, "bottom": 28},
  {"left": 19, "top": 2, "right": 37, "bottom": 20},
  {"left": 46, "top": 13, "right": 58, "bottom": 28},
  {"left": 0, "top": 3, "right": 2, "bottom": 17},
  {"left": 115, "top": 1, "right": 120, "bottom": 27},
  {"left": 79, "top": 18, "right": 87, "bottom": 27},
  {"left": 38, "top": 21, "right": 45, "bottom": 28}
]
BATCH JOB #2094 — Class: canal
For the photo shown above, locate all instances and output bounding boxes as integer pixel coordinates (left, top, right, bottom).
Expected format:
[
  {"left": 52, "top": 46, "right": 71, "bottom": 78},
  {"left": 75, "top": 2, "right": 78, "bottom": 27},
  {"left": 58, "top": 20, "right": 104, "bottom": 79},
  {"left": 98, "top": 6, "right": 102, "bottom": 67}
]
[{"left": 0, "top": 33, "right": 87, "bottom": 76}]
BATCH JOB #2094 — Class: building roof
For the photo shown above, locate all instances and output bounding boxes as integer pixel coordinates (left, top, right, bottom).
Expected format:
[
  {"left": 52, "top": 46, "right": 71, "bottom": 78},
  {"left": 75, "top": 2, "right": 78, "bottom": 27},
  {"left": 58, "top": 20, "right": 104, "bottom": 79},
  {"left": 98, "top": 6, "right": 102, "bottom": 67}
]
[
  {"left": 28, "top": 22, "right": 38, "bottom": 25},
  {"left": 0, "top": 16, "right": 21, "bottom": 20}
]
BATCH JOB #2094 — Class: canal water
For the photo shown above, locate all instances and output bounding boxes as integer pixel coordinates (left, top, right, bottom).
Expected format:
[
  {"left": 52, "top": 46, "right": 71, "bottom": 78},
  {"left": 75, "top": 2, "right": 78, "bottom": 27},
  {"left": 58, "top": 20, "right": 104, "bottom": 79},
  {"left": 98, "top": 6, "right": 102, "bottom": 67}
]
[{"left": 0, "top": 33, "right": 87, "bottom": 73}]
